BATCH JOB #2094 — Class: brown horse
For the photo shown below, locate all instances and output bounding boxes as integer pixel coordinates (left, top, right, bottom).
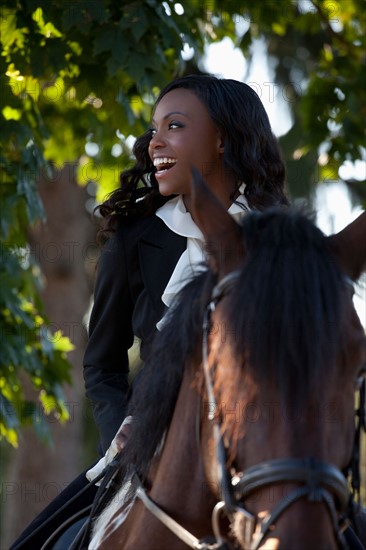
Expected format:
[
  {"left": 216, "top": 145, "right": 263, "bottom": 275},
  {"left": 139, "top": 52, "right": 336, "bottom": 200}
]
[{"left": 88, "top": 176, "right": 366, "bottom": 550}]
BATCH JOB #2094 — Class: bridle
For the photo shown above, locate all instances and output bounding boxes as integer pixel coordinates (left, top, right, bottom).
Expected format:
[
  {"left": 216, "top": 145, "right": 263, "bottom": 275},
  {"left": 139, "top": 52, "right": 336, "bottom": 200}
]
[{"left": 79, "top": 271, "right": 363, "bottom": 550}]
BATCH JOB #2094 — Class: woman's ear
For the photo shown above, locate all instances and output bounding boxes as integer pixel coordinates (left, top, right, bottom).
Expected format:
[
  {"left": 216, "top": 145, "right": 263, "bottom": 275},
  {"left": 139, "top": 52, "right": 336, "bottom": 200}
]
[{"left": 190, "top": 167, "right": 244, "bottom": 277}]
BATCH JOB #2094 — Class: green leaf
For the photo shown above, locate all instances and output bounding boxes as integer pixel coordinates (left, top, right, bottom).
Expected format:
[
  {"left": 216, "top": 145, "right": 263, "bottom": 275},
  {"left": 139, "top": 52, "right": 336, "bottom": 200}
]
[
  {"left": 93, "top": 26, "right": 130, "bottom": 65},
  {"left": 16, "top": 169, "right": 46, "bottom": 225},
  {"left": 0, "top": 393, "right": 20, "bottom": 431}
]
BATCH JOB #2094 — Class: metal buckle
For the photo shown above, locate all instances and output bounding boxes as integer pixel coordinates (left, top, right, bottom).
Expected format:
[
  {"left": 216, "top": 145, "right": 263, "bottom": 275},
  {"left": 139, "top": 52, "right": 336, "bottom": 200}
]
[{"left": 211, "top": 501, "right": 256, "bottom": 549}]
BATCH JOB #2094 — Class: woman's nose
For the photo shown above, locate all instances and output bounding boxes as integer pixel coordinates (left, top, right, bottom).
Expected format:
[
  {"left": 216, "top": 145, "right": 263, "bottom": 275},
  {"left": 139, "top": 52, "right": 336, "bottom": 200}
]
[{"left": 149, "top": 130, "right": 165, "bottom": 152}]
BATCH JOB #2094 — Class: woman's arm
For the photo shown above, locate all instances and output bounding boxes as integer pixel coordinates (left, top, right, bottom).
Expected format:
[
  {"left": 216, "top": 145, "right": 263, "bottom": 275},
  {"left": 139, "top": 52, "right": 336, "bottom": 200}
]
[{"left": 83, "top": 227, "right": 134, "bottom": 454}]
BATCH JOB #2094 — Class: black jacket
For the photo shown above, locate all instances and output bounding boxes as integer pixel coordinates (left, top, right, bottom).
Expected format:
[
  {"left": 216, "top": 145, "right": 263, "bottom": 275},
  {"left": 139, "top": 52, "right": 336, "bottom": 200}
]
[{"left": 83, "top": 215, "right": 186, "bottom": 453}]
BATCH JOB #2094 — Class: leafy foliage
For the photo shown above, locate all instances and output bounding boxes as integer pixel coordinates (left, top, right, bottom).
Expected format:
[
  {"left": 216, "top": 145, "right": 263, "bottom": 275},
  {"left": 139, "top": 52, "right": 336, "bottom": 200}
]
[{"left": 0, "top": 0, "right": 365, "bottom": 446}]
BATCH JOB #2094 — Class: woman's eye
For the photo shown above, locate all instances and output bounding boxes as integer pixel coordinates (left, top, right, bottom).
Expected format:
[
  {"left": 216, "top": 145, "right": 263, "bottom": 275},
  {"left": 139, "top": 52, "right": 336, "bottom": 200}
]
[
  {"left": 169, "top": 121, "right": 182, "bottom": 129},
  {"left": 149, "top": 122, "right": 182, "bottom": 136}
]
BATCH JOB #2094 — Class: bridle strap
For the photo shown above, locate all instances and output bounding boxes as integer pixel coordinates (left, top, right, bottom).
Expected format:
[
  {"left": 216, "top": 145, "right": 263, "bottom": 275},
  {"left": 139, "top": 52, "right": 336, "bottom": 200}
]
[
  {"left": 250, "top": 485, "right": 347, "bottom": 550},
  {"left": 233, "top": 457, "right": 349, "bottom": 509},
  {"left": 202, "top": 270, "right": 241, "bottom": 515},
  {"left": 230, "top": 457, "right": 349, "bottom": 550},
  {"left": 133, "top": 474, "right": 224, "bottom": 550},
  {"left": 210, "top": 270, "right": 241, "bottom": 303}
]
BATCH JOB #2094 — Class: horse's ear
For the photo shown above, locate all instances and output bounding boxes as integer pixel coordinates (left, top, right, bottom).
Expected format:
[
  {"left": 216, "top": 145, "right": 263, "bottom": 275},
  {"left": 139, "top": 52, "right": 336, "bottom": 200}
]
[
  {"left": 190, "top": 167, "right": 244, "bottom": 276},
  {"left": 327, "top": 211, "right": 366, "bottom": 281}
]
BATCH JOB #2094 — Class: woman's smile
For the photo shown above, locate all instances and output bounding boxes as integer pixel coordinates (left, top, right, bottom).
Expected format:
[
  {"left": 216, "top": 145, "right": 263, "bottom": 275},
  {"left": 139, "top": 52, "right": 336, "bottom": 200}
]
[{"left": 153, "top": 156, "right": 177, "bottom": 178}]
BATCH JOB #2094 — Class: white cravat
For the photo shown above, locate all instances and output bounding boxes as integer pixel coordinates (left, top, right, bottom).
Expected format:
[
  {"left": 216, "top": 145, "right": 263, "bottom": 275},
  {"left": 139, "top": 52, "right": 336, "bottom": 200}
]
[{"left": 155, "top": 185, "right": 249, "bottom": 329}]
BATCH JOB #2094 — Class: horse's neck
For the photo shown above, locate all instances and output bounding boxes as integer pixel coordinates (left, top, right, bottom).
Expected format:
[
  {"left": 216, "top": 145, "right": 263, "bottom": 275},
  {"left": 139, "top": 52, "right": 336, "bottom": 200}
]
[
  {"left": 144, "top": 366, "right": 216, "bottom": 534},
  {"left": 103, "top": 367, "right": 216, "bottom": 550}
]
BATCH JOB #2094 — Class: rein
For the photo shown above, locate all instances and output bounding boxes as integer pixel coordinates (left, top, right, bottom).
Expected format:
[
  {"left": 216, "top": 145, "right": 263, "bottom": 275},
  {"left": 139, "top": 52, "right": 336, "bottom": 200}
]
[{"left": 133, "top": 473, "right": 223, "bottom": 550}]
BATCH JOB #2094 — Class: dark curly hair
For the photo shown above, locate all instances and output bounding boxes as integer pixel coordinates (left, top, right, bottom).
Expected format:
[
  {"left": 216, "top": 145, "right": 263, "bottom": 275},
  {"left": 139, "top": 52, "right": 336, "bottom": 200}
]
[{"left": 97, "top": 74, "right": 288, "bottom": 235}]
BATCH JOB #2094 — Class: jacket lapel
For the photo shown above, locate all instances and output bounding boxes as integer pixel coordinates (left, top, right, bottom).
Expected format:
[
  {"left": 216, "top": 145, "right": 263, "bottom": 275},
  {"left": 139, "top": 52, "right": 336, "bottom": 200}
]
[{"left": 138, "top": 217, "right": 186, "bottom": 318}]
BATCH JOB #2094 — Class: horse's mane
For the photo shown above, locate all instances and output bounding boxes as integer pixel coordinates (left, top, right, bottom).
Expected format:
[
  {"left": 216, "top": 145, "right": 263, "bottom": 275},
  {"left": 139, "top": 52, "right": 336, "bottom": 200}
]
[{"left": 118, "top": 209, "right": 345, "bottom": 480}]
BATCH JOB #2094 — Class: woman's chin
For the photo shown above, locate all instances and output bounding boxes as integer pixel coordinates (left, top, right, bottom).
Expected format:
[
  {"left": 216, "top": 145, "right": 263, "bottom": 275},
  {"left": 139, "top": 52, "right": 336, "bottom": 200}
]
[
  {"left": 157, "top": 183, "right": 174, "bottom": 196},
  {"left": 155, "top": 172, "right": 190, "bottom": 197},
  {"left": 157, "top": 178, "right": 180, "bottom": 196}
]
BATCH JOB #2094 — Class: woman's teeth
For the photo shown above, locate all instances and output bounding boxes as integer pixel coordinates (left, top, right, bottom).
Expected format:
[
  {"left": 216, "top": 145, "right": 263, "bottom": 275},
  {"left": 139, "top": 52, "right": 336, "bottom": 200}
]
[{"left": 153, "top": 158, "right": 177, "bottom": 172}]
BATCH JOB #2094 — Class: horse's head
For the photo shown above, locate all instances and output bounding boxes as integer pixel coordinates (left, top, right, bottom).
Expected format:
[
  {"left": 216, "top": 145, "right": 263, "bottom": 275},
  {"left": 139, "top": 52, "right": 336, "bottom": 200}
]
[{"left": 190, "top": 170, "right": 366, "bottom": 549}]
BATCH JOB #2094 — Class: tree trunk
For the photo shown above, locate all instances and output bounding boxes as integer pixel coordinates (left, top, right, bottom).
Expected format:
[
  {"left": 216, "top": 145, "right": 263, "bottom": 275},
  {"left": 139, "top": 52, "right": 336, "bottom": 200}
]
[{"left": 2, "top": 164, "right": 98, "bottom": 546}]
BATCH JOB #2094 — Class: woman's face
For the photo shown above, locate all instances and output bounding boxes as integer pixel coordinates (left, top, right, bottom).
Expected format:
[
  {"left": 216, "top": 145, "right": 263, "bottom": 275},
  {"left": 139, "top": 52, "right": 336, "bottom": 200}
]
[{"left": 148, "top": 88, "right": 234, "bottom": 210}]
